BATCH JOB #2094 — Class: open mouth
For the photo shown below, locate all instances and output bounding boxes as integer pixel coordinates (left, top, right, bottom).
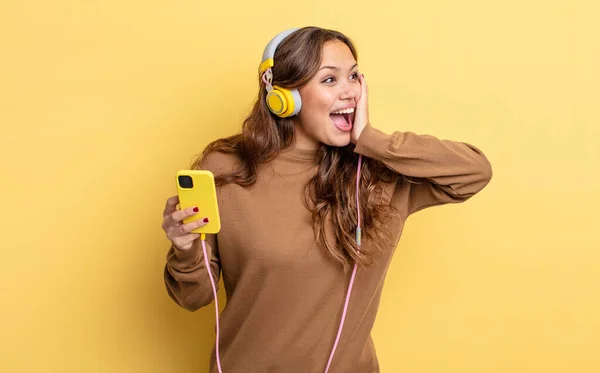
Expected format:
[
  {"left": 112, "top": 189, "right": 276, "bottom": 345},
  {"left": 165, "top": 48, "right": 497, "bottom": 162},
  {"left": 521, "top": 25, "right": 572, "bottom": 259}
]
[{"left": 329, "top": 108, "right": 354, "bottom": 132}]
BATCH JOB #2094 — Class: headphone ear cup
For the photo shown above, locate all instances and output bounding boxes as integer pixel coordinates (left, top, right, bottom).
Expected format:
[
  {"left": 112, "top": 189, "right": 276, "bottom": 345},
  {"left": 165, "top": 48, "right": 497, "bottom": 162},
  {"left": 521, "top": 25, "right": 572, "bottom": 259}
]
[
  {"left": 266, "top": 88, "right": 288, "bottom": 117},
  {"left": 267, "top": 86, "right": 302, "bottom": 118}
]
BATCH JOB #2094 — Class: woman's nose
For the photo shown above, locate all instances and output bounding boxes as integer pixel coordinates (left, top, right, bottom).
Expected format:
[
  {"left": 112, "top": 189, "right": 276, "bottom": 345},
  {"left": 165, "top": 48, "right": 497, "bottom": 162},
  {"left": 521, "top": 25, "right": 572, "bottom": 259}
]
[{"left": 340, "top": 82, "right": 357, "bottom": 100}]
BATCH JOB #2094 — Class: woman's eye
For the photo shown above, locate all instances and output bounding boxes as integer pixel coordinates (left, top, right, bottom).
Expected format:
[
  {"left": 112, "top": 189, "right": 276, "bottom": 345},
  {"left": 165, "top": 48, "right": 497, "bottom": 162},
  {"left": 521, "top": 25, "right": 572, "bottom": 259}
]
[{"left": 323, "top": 73, "right": 358, "bottom": 84}]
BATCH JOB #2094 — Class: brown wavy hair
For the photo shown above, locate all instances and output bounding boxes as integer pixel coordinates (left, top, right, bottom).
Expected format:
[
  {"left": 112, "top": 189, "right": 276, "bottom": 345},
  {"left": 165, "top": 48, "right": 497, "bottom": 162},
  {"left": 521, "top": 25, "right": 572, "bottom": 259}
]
[{"left": 192, "top": 26, "right": 401, "bottom": 271}]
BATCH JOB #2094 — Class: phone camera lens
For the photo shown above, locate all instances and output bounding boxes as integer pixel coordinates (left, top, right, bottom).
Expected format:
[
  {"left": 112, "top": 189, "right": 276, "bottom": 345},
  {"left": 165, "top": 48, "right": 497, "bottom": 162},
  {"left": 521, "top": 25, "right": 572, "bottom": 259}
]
[{"left": 178, "top": 175, "right": 193, "bottom": 189}]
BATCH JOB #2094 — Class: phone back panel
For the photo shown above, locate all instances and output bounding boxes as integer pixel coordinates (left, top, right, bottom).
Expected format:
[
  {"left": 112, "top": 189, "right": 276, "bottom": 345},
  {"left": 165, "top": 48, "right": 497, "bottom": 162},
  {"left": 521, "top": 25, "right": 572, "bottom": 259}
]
[{"left": 176, "top": 170, "right": 221, "bottom": 234}]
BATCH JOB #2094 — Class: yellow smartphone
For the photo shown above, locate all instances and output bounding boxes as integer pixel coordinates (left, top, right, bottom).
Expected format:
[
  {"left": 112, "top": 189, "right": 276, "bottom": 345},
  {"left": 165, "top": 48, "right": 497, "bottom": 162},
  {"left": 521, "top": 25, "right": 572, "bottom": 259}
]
[{"left": 176, "top": 170, "right": 221, "bottom": 234}]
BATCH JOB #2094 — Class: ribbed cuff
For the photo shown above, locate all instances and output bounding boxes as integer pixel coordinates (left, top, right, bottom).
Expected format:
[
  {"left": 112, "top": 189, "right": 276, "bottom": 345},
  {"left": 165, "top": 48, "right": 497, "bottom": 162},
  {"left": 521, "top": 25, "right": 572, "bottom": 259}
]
[
  {"left": 353, "top": 124, "right": 393, "bottom": 161},
  {"left": 168, "top": 243, "right": 201, "bottom": 268}
]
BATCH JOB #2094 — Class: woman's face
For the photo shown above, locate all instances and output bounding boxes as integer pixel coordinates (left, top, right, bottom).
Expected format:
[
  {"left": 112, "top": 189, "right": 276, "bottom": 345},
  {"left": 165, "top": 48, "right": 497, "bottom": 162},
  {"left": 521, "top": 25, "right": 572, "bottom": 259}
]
[{"left": 294, "top": 40, "right": 362, "bottom": 149}]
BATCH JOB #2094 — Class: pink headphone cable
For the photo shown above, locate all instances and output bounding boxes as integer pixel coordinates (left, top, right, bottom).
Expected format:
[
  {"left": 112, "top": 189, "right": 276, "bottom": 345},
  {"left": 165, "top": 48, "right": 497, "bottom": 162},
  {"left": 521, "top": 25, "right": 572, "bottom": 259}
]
[
  {"left": 323, "top": 153, "right": 363, "bottom": 372},
  {"left": 201, "top": 154, "right": 364, "bottom": 373},
  {"left": 201, "top": 239, "right": 224, "bottom": 373}
]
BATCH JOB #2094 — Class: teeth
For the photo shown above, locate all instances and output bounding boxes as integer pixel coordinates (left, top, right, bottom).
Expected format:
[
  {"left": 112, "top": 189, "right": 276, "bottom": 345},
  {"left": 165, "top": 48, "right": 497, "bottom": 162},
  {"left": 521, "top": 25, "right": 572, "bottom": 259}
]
[{"left": 331, "top": 108, "right": 355, "bottom": 115}]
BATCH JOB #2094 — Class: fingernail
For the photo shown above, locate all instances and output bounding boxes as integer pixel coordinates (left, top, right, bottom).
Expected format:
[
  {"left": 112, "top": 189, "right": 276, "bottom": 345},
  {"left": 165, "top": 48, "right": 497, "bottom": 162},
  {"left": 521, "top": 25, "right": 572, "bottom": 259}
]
[
  {"left": 203, "top": 217, "right": 209, "bottom": 223},
  {"left": 193, "top": 207, "right": 199, "bottom": 212}
]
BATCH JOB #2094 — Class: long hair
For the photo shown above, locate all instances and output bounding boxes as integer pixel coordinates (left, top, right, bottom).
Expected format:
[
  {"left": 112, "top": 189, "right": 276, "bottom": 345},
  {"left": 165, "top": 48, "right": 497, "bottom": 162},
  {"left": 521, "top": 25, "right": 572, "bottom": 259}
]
[{"left": 192, "top": 26, "right": 401, "bottom": 271}]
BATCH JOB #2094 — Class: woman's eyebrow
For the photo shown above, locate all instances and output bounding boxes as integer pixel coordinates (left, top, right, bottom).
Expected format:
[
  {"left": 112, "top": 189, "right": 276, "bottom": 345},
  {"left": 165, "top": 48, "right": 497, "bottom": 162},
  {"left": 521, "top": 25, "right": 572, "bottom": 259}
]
[{"left": 319, "top": 63, "right": 359, "bottom": 71}]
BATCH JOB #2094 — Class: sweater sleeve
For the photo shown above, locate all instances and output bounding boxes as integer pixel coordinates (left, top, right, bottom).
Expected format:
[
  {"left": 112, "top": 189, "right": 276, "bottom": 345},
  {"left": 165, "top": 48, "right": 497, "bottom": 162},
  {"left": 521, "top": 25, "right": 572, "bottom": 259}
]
[
  {"left": 164, "top": 233, "right": 221, "bottom": 311},
  {"left": 353, "top": 124, "right": 493, "bottom": 216}
]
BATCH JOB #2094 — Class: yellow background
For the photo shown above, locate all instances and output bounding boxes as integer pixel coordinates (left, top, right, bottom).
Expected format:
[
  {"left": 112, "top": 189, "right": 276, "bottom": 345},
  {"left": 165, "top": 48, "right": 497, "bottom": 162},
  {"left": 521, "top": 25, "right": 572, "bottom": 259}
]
[{"left": 1, "top": 1, "right": 599, "bottom": 372}]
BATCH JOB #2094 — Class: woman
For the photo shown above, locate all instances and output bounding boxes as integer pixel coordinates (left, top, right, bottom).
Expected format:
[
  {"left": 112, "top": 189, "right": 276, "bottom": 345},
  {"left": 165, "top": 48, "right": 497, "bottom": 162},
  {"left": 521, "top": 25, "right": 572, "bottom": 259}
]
[{"left": 162, "top": 26, "right": 492, "bottom": 373}]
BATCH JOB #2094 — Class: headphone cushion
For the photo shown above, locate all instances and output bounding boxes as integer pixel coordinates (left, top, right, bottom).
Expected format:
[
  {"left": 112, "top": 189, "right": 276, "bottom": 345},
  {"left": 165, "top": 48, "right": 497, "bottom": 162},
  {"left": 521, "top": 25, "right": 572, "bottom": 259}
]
[
  {"left": 289, "top": 88, "right": 302, "bottom": 116},
  {"left": 266, "top": 90, "right": 288, "bottom": 116},
  {"left": 268, "top": 86, "right": 302, "bottom": 118}
]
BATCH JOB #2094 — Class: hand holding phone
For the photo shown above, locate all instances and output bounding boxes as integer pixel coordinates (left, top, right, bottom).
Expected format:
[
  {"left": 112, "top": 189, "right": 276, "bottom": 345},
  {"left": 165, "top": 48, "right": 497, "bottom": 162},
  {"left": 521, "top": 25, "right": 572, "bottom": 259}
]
[
  {"left": 162, "top": 197, "right": 208, "bottom": 251},
  {"left": 162, "top": 170, "right": 221, "bottom": 251}
]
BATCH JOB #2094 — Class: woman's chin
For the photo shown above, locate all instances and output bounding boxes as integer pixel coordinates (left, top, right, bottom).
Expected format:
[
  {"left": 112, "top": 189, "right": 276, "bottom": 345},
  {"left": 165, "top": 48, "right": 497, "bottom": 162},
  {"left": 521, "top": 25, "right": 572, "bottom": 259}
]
[{"left": 324, "top": 133, "right": 352, "bottom": 147}]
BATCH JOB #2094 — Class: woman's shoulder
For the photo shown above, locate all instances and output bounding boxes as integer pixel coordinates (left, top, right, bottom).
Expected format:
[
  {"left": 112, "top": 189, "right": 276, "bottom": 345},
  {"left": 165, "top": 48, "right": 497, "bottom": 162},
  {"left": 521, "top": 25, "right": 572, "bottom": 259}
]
[{"left": 194, "top": 149, "right": 240, "bottom": 177}]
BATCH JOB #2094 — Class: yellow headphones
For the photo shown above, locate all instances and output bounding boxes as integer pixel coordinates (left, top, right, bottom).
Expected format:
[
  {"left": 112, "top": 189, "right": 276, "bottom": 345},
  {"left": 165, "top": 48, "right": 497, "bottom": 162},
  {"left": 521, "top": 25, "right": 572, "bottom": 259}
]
[{"left": 259, "top": 28, "right": 302, "bottom": 118}]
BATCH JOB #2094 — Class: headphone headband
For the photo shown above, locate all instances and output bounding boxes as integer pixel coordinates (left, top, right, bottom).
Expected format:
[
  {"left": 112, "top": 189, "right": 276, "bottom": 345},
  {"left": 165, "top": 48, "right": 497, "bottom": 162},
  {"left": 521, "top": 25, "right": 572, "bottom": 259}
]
[{"left": 259, "top": 28, "right": 300, "bottom": 73}]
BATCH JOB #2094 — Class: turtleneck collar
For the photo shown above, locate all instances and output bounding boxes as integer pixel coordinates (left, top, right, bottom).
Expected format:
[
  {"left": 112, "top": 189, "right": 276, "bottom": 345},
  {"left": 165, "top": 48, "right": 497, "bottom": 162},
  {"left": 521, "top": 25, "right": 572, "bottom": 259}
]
[{"left": 278, "top": 145, "right": 319, "bottom": 164}]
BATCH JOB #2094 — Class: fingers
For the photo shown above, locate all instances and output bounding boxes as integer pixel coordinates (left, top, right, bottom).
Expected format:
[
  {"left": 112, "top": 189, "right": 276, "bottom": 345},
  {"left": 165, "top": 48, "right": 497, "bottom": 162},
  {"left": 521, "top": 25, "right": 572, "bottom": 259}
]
[
  {"left": 161, "top": 195, "right": 203, "bottom": 232},
  {"left": 171, "top": 206, "right": 200, "bottom": 225},
  {"left": 167, "top": 217, "right": 208, "bottom": 250},
  {"left": 162, "top": 199, "right": 209, "bottom": 237},
  {"left": 351, "top": 74, "right": 369, "bottom": 144},
  {"left": 359, "top": 74, "right": 368, "bottom": 99},
  {"left": 162, "top": 206, "right": 193, "bottom": 230},
  {"left": 355, "top": 74, "right": 368, "bottom": 109},
  {"left": 175, "top": 217, "right": 209, "bottom": 236},
  {"left": 163, "top": 195, "right": 179, "bottom": 217},
  {"left": 358, "top": 73, "right": 369, "bottom": 117},
  {"left": 164, "top": 212, "right": 209, "bottom": 251},
  {"left": 161, "top": 196, "right": 208, "bottom": 251}
]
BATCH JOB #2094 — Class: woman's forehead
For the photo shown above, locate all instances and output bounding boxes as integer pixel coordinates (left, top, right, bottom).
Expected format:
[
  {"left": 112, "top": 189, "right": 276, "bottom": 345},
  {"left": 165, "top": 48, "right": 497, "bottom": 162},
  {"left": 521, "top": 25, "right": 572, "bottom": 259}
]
[{"left": 319, "top": 40, "right": 357, "bottom": 70}]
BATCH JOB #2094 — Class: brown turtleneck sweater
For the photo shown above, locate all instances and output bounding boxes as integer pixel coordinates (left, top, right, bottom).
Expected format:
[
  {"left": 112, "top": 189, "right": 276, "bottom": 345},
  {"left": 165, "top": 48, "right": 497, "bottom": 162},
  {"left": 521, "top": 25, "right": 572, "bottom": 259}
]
[{"left": 164, "top": 124, "right": 492, "bottom": 373}]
